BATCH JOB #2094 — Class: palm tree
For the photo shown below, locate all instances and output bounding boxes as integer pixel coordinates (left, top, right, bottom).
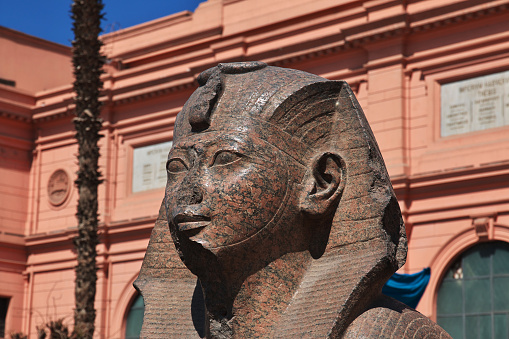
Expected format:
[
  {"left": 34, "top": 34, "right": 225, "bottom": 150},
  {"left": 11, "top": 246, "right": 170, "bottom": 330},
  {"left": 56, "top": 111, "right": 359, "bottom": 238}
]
[{"left": 71, "top": 0, "right": 104, "bottom": 337}]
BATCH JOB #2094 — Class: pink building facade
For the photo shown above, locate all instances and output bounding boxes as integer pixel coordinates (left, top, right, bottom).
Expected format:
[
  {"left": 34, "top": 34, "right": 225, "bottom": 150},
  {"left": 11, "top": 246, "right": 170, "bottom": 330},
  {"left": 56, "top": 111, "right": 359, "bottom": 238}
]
[{"left": 1, "top": 0, "right": 509, "bottom": 337}]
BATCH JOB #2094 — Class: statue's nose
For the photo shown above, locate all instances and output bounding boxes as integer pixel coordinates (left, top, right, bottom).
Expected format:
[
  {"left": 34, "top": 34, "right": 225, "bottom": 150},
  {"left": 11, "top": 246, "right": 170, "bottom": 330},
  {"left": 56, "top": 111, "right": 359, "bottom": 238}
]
[{"left": 177, "top": 185, "right": 203, "bottom": 205}]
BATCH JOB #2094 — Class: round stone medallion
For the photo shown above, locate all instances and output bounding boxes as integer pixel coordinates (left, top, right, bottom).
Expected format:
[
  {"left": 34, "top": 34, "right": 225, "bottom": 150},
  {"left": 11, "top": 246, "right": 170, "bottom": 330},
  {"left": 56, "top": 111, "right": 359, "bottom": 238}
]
[{"left": 47, "top": 169, "right": 70, "bottom": 206}]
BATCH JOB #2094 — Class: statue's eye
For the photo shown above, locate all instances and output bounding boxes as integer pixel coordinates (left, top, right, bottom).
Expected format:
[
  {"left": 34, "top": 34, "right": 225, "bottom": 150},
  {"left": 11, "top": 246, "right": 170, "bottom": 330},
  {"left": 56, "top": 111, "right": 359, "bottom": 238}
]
[
  {"left": 212, "top": 150, "right": 242, "bottom": 166},
  {"left": 166, "top": 158, "right": 188, "bottom": 173}
]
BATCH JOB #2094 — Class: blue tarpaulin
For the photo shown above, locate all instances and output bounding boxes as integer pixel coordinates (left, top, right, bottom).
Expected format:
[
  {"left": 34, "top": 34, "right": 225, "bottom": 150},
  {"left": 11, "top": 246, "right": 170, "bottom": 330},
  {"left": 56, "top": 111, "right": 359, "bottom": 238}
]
[{"left": 382, "top": 267, "right": 431, "bottom": 309}]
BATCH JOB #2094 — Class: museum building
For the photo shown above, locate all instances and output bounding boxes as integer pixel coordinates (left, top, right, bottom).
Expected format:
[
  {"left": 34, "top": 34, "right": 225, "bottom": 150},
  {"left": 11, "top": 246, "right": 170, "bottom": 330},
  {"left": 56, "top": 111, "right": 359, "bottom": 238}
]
[{"left": 1, "top": 0, "right": 509, "bottom": 338}]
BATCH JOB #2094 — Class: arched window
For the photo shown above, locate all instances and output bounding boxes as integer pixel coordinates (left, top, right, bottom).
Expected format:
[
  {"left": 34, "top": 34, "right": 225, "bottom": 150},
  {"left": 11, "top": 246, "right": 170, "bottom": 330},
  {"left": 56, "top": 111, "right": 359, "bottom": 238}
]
[
  {"left": 125, "top": 293, "right": 144, "bottom": 339},
  {"left": 437, "top": 241, "right": 509, "bottom": 338}
]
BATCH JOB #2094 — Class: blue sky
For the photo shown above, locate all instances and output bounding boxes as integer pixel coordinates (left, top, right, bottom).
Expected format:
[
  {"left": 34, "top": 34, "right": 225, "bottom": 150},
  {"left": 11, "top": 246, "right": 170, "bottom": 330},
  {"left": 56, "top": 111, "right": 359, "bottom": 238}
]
[{"left": 0, "top": 0, "right": 204, "bottom": 46}]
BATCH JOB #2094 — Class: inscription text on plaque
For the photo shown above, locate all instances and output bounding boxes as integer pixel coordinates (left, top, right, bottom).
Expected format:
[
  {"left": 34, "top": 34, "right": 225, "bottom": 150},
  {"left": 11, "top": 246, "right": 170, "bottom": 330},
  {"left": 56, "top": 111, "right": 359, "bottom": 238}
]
[
  {"left": 132, "top": 141, "right": 172, "bottom": 193},
  {"left": 441, "top": 70, "right": 509, "bottom": 137}
]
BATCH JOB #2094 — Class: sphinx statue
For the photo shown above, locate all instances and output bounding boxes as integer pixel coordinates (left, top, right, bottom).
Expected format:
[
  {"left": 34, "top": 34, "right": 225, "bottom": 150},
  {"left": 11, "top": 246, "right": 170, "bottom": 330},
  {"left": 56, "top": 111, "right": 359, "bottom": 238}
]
[{"left": 134, "top": 61, "right": 451, "bottom": 338}]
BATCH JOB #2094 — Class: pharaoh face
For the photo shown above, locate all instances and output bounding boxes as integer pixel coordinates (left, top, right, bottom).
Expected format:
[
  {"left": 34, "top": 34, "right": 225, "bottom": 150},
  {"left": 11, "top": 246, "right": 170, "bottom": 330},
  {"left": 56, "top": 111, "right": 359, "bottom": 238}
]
[{"left": 165, "top": 129, "right": 302, "bottom": 253}]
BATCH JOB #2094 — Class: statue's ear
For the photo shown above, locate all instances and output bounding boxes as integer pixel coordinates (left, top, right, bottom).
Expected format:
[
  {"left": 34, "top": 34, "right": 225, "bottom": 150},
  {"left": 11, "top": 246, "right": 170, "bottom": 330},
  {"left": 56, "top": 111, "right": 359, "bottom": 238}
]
[{"left": 299, "top": 152, "right": 345, "bottom": 217}]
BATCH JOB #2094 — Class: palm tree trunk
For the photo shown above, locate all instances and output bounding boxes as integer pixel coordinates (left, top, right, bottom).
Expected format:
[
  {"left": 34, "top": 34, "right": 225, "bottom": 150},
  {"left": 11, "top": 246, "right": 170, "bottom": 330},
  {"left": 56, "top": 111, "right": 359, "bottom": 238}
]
[{"left": 71, "top": 0, "right": 104, "bottom": 337}]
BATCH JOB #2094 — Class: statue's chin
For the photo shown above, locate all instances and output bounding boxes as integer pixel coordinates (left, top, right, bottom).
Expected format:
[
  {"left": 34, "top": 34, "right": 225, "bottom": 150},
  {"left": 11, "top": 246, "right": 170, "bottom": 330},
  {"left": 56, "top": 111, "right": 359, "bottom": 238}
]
[
  {"left": 178, "top": 237, "right": 237, "bottom": 273},
  {"left": 180, "top": 234, "right": 273, "bottom": 286}
]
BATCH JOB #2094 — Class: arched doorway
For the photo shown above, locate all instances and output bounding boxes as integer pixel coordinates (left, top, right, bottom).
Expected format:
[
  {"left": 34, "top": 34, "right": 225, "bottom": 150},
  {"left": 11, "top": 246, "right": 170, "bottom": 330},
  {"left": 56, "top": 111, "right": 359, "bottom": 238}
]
[
  {"left": 125, "top": 293, "right": 144, "bottom": 339},
  {"left": 436, "top": 241, "right": 509, "bottom": 338}
]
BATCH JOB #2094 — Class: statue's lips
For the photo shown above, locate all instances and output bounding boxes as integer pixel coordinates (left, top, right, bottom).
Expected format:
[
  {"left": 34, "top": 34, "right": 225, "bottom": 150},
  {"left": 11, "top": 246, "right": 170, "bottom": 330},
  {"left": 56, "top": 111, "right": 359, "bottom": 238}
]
[{"left": 174, "top": 214, "right": 211, "bottom": 237}]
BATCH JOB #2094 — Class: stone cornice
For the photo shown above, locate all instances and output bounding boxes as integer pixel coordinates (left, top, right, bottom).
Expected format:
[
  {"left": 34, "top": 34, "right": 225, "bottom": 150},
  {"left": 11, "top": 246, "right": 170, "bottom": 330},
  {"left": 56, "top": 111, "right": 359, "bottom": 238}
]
[
  {"left": 111, "top": 75, "right": 195, "bottom": 106},
  {"left": 0, "top": 85, "right": 34, "bottom": 123},
  {"left": 25, "top": 218, "right": 155, "bottom": 252},
  {"left": 392, "top": 161, "right": 509, "bottom": 198},
  {"left": 0, "top": 110, "right": 32, "bottom": 123},
  {"left": 101, "top": 11, "right": 193, "bottom": 45},
  {"left": 32, "top": 102, "right": 74, "bottom": 123}
]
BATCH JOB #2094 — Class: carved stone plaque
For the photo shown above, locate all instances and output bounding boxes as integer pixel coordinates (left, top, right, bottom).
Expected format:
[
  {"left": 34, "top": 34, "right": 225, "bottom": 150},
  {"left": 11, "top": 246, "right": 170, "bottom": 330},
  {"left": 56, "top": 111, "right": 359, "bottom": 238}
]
[
  {"left": 132, "top": 141, "right": 172, "bottom": 193},
  {"left": 441, "top": 70, "right": 509, "bottom": 137},
  {"left": 47, "top": 169, "right": 70, "bottom": 206}
]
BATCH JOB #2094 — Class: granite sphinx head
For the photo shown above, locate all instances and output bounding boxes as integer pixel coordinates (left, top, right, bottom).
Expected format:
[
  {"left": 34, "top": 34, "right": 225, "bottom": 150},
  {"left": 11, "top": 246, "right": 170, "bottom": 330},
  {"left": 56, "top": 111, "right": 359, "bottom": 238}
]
[{"left": 161, "top": 61, "right": 407, "bottom": 337}]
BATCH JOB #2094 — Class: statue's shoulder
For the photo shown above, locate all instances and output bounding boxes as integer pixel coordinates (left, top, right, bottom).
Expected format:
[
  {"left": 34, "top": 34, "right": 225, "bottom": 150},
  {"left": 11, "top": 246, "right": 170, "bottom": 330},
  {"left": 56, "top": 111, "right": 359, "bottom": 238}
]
[{"left": 341, "top": 295, "right": 452, "bottom": 339}]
